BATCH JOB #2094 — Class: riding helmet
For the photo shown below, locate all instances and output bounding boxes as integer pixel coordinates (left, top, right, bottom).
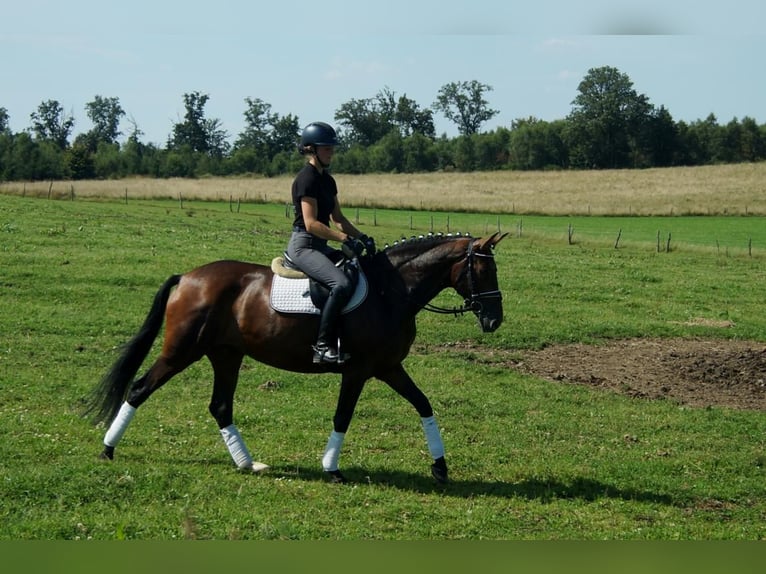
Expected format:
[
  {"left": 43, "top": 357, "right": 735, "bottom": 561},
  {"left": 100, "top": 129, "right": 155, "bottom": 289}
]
[{"left": 299, "top": 122, "right": 339, "bottom": 148}]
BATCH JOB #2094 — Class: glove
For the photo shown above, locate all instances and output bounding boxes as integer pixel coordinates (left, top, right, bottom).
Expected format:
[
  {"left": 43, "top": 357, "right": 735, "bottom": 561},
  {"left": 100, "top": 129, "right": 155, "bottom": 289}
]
[
  {"left": 358, "top": 234, "right": 376, "bottom": 256},
  {"left": 341, "top": 237, "right": 366, "bottom": 259}
]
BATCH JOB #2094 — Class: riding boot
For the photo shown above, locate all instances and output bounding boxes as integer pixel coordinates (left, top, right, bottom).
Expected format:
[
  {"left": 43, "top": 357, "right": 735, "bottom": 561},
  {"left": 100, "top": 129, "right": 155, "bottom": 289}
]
[{"left": 313, "top": 288, "right": 351, "bottom": 364}]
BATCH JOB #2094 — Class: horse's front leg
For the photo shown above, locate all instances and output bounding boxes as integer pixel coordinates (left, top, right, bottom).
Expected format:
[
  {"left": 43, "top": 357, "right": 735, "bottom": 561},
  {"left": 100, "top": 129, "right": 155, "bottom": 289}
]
[
  {"left": 322, "top": 374, "right": 366, "bottom": 483},
  {"left": 376, "top": 363, "right": 448, "bottom": 484}
]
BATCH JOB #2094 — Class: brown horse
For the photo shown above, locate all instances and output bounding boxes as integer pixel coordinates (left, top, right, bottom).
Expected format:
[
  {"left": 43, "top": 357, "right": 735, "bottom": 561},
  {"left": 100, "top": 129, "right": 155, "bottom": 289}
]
[{"left": 86, "top": 232, "right": 507, "bottom": 483}]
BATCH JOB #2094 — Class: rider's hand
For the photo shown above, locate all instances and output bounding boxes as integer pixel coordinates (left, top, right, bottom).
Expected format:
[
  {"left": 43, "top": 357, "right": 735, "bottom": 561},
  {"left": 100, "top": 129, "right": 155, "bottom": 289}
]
[
  {"left": 358, "top": 234, "right": 376, "bottom": 256},
  {"left": 341, "top": 237, "right": 366, "bottom": 259}
]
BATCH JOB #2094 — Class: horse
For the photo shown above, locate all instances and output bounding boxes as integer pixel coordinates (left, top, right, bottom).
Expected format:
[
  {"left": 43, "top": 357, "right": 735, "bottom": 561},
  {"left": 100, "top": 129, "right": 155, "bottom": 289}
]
[{"left": 85, "top": 231, "right": 507, "bottom": 483}]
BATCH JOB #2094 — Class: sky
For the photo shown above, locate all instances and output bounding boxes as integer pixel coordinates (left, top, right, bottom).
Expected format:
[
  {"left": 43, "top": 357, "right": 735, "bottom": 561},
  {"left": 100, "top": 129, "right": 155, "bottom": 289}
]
[{"left": 2, "top": 1, "right": 764, "bottom": 146}]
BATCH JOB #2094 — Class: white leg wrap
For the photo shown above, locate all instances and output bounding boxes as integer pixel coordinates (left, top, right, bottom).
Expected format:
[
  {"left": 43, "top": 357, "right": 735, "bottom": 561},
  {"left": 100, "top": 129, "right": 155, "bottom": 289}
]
[
  {"left": 104, "top": 402, "right": 137, "bottom": 447},
  {"left": 322, "top": 431, "right": 345, "bottom": 471},
  {"left": 220, "top": 424, "right": 254, "bottom": 469},
  {"left": 421, "top": 416, "right": 445, "bottom": 459}
]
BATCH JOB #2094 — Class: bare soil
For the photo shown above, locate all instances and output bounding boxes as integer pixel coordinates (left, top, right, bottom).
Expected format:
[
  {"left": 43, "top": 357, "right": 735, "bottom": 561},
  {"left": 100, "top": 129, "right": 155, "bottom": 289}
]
[{"left": 451, "top": 338, "right": 766, "bottom": 411}]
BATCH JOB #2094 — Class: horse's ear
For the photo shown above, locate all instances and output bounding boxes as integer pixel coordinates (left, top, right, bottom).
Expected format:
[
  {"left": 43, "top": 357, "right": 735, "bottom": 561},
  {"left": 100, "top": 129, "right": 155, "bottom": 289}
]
[
  {"left": 477, "top": 232, "right": 509, "bottom": 251},
  {"left": 491, "top": 232, "right": 509, "bottom": 248}
]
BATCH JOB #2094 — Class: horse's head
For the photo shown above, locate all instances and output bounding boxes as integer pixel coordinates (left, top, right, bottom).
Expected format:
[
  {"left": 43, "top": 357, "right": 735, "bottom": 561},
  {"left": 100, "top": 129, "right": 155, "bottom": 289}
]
[{"left": 453, "top": 232, "right": 508, "bottom": 333}]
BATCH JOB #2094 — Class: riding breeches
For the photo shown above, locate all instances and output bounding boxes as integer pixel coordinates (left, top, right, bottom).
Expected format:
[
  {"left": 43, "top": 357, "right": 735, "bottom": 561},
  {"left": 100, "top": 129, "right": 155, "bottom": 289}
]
[{"left": 286, "top": 231, "right": 353, "bottom": 296}]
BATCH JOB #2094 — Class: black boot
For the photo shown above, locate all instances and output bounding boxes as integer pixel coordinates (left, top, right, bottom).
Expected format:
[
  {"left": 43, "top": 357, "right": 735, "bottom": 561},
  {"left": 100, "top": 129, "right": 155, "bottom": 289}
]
[{"left": 313, "top": 288, "right": 350, "bottom": 364}]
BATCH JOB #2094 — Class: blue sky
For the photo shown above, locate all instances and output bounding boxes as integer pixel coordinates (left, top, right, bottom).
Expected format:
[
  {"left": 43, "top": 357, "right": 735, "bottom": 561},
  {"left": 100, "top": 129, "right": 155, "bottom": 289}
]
[{"left": 2, "top": 1, "right": 764, "bottom": 145}]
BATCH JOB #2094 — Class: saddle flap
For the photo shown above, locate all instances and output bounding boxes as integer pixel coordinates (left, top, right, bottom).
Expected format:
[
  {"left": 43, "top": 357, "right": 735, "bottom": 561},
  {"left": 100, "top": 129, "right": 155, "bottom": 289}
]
[{"left": 270, "top": 270, "right": 368, "bottom": 315}]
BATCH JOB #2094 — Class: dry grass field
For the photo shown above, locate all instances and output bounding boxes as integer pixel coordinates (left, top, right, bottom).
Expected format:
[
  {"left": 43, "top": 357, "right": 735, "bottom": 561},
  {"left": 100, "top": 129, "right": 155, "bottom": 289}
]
[{"left": 2, "top": 162, "right": 765, "bottom": 216}]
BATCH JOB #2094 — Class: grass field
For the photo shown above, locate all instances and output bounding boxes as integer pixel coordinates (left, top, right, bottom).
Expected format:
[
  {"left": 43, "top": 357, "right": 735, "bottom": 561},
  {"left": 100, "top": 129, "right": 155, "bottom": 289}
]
[{"left": 1, "top": 171, "right": 766, "bottom": 540}]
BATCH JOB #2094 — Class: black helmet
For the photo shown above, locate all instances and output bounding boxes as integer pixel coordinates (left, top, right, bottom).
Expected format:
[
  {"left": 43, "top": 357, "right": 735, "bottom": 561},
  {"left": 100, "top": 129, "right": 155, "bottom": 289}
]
[{"left": 300, "top": 122, "right": 338, "bottom": 148}]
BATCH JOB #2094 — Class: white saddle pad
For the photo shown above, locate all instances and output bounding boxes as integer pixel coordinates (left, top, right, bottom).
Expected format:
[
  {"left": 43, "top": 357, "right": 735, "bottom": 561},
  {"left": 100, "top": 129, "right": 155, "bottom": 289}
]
[{"left": 270, "top": 272, "right": 368, "bottom": 315}]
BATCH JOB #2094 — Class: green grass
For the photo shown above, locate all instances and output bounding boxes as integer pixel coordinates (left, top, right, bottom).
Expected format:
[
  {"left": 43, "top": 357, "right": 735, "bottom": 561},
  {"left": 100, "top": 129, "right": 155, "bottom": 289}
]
[{"left": 1, "top": 194, "right": 766, "bottom": 540}]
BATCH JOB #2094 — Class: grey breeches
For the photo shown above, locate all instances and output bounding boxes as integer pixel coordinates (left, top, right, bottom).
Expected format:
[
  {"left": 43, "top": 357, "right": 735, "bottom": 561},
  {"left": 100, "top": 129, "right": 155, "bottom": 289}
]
[{"left": 286, "top": 231, "right": 353, "bottom": 295}]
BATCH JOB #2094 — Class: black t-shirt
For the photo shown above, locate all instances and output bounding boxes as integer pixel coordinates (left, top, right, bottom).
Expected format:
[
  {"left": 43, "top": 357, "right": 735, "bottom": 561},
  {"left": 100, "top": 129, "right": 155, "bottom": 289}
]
[{"left": 291, "top": 163, "right": 338, "bottom": 230}]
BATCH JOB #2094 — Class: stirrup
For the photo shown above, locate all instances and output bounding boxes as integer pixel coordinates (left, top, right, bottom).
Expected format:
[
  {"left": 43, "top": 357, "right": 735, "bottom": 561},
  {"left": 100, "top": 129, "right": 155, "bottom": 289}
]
[{"left": 312, "top": 344, "right": 350, "bottom": 365}]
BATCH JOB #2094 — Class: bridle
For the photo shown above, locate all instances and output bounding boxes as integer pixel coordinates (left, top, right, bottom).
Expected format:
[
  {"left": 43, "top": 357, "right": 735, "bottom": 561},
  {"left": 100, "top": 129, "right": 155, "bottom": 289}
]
[{"left": 423, "top": 240, "right": 503, "bottom": 317}]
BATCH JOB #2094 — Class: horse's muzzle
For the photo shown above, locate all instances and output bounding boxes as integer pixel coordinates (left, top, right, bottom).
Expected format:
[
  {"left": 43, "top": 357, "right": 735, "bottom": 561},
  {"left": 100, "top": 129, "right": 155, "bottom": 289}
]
[
  {"left": 479, "top": 314, "right": 502, "bottom": 333},
  {"left": 477, "top": 302, "right": 503, "bottom": 332},
  {"left": 470, "top": 293, "right": 503, "bottom": 333}
]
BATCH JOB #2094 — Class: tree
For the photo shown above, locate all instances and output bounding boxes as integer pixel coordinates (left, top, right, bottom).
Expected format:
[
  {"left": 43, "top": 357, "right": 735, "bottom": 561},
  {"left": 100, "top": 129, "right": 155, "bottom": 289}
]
[
  {"left": 267, "top": 113, "right": 300, "bottom": 158},
  {"left": 738, "top": 116, "right": 765, "bottom": 162},
  {"left": 235, "top": 98, "right": 299, "bottom": 158},
  {"left": 234, "top": 97, "right": 273, "bottom": 152},
  {"left": 30, "top": 100, "right": 74, "bottom": 149},
  {"left": 168, "top": 91, "right": 229, "bottom": 157},
  {"left": 642, "top": 105, "right": 678, "bottom": 167},
  {"left": 432, "top": 80, "right": 498, "bottom": 136},
  {"left": 389, "top": 89, "right": 435, "bottom": 138},
  {"left": 0, "top": 107, "right": 9, "bottom": 135},
  {"left": 509, "top": 118, "right": 568, "bottom": 170},
  {"left": 335, "top": 96, "right": 392, "bottom": 147},
  {"left": 564, "top": 66, "right": 654, "bottom": 169},
  {"left": 335, "top": 87, "right": 435, "bottom": 147},
  {"left": 85, "top": 95, "right": 125, "bottom": 148},
  {"left": 402, "top": 132, "right": 438, "bottom": 172},
  {"left": 232, "top": 98, "right": 299, "bottom": 173}
]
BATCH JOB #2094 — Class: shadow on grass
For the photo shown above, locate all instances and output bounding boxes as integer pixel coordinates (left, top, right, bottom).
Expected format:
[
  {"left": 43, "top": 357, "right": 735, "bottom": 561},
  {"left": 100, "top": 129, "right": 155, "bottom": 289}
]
[{"left": 268, "top": 464, "right": 675, "bottom": 505}]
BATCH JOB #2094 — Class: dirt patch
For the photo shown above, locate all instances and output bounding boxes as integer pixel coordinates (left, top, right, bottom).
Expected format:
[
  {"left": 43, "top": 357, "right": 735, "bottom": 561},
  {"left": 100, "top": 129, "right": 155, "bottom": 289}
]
[
  {"left": 513, "top": 338, "right": 766, "bottom": 410},
  {"left": 440, "top": 339, "right": 766, "bottom": 411}
]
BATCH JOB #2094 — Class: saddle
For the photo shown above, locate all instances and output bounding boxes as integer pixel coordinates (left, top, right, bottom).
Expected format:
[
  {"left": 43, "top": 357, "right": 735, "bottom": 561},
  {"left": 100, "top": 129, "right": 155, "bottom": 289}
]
[{"left": 269, "top": 254, "right": 368, "bottom": 315}]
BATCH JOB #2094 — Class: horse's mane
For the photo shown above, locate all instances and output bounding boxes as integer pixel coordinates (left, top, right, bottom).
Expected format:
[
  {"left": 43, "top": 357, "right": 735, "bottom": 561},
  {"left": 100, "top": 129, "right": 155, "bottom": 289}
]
[
  {"left": 359, "top": 232, "right": 473, "bottom": 282},
  {"left": 380, "top": 232, "right": 472, "bottom": 256}
]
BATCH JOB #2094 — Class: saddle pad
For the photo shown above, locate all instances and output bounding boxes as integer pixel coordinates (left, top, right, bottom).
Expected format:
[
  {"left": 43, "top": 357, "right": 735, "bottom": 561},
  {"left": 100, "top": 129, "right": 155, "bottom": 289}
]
[{"left": 270, "top": 272, "right": 368, "bottom": 315}]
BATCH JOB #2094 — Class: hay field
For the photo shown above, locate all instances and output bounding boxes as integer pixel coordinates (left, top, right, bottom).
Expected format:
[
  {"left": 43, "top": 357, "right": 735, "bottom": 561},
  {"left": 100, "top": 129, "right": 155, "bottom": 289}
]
[{"left": 2, "top": 162, "right": 765, "bottom": 216}]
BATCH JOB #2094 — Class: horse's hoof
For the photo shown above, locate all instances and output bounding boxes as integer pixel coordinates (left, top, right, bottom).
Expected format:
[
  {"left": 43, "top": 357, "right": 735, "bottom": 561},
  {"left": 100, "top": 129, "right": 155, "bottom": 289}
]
[
  {"left": 325, "top": 469, "right": 347, "bottom": 484},
  {"left": 431, "top": 457, "right": 448, "bottom": 484},
  {"left": 99, "top": 446, "right": 114, "bottom": 461}
]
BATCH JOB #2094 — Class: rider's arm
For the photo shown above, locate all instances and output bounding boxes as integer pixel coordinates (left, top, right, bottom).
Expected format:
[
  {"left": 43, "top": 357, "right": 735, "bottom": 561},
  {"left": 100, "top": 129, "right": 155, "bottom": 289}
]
[
  {"left": 329, "top": 199, "right": 363, "bottom": 240},
  {"left": 300, "top": 197, "right": 359, "bottom": 242}
]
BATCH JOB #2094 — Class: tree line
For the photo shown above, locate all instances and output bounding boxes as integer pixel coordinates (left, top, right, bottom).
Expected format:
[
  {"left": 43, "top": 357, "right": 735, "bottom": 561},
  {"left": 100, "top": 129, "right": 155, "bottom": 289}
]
[{"left": 1, "top": 66, "right": 764, "bottom": 182}]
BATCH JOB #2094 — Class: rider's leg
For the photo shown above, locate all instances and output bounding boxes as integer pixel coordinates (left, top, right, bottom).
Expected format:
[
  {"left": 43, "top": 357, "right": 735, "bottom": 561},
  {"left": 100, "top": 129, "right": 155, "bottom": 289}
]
[
  {"left": 287, "top": 232, "right": 354, "bottom": 363},
  {"left": 313, "top": 282, "right": 353, "bottom": 363}
]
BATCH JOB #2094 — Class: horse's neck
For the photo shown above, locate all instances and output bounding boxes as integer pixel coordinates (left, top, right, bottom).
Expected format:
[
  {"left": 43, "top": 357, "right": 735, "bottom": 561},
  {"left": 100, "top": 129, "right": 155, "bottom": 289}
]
[{"left": 383, "top": 240, "right": 465, "bottom": 309}]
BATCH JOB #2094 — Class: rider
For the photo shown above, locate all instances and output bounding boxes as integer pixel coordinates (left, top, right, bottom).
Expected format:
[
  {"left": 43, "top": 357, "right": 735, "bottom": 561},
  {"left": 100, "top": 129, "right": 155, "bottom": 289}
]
[{"left": 286, "top": 121, "right": 375, "bottom": 364}]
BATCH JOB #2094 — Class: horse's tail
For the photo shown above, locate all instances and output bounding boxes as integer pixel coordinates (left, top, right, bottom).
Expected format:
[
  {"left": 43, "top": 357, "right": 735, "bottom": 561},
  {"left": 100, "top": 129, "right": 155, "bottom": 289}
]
[{"left": 84, "top": 274, "right": 182, "bottom": 425}]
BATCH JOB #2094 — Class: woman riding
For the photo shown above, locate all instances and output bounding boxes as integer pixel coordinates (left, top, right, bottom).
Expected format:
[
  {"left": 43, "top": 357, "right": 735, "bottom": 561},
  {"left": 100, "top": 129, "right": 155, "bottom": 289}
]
[{"left": 286, "top": 121, "right": 375, "bottom": 364}]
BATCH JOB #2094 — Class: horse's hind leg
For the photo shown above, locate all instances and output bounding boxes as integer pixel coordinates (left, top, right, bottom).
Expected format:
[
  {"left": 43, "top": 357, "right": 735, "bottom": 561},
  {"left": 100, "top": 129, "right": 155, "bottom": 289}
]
[
  {"left": 100, "top": 356, "right": 185, "bottom": 460},
  {"left": 207, "top": 348, "right": 268, "bottom": 473},
  {"left": 376, "top": 364, "right": 448, "bottom": 483}
]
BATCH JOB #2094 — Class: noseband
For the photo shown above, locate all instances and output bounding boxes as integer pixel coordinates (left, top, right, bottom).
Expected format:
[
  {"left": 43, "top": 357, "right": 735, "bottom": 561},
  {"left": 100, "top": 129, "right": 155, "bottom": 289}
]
[{"left": 423, "top": 241, "right": 503, "bottom": 317}]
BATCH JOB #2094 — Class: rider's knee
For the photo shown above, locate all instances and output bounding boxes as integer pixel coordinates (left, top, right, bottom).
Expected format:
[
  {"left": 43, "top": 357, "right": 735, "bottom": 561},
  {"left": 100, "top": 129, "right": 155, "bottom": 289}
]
[{"left": 333, "top": 277, "right": 353, "bottom": 298}]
